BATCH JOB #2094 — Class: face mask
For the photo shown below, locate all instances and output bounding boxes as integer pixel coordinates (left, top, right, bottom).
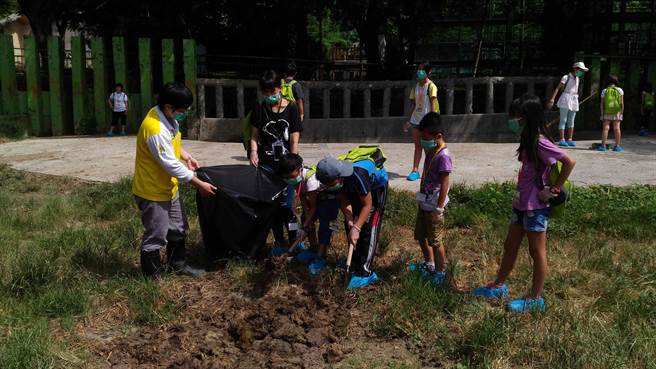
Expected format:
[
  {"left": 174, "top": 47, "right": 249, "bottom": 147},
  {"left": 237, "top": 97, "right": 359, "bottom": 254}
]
[
  {"left": 326, "top": 182, "right": 343, "bottom": 192},
  {"left": 285, "top": 175, "right": 303, "bottom": 186},
  {"left": 264, "top": 93, "right": 281, "bottom": 105},
  {"left": 416, "top": 70, "right": 427, "bottom": 80},
  {"left": 420, "top": 139, "right": 437, "bottom": 149},
  {"left": 508, "top": 118, "right": 521, "bottom": 134},
  {"left": 575, "top": 70, "right": 585, "bottom": 78},
  {"left": 174, "top": 111, "right": 187, "bottom": 122}
]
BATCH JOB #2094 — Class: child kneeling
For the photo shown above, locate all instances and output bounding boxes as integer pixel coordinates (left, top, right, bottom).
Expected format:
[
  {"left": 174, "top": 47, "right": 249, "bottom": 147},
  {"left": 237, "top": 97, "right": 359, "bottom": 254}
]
[
  {"left": 472, "top": 94, "right": 575, "bottom": 313},
  {"left": 411, "top": 112, "right": 453, "bottom": 285}
]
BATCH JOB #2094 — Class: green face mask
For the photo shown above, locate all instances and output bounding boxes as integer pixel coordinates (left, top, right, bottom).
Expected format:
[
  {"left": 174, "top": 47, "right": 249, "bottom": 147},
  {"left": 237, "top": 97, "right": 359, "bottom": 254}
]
[
  {"left": 264, "top": 93, "right": 281, "bottom": 105},
  {"left": 508, "top": 118, "right": 521, "bottom": 134},
  {"left": 174, "top": 111, "right": 188, "bottom": 122},
  {"left": 416, "top": 70, "right": 427, "bottom": 80},
  {"left": 575, "top": 70, "right": 585, "bottom": 78},
  {"left": 285, "top": 175, "right": 303, "bottom": 186},
  {"left": 420, "top": 139, "right": 437, "bottom": 149},
  {"left": 326, "top": 182, "right": 343, "bottom": 192}
]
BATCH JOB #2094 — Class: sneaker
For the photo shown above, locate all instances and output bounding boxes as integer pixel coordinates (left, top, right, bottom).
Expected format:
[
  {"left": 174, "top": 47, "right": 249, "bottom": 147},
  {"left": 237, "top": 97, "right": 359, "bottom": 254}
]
[
  {"left": 613, "top": 145, "right": 624, "bottom": 152},
  {"left": 406, "top": 171, "right": 420, "bottom": 181},
  {"left": 506, "top": 297, "right": 545, "bottom": 313},
  {"left": 566, "top": 140, "right": 576, "bottom": 147},
  {"left": 597, "top": 145, "right": 607, "bottom": 152},
  {"left": 431, "top": 271, "right": 446, "bottom": 285},
  {"left": 558, "top": 140, "right": 568, "bottom": 147},
  {"left": 296, "top": 249, "right": 317, "bottom": 264},
  {"left": 106, "top": 131, "right": 114, "bottom": 137},
  {"left": 347, "top": 272, "right": 379, "bottom": 289},
  {"left": 472, "top": 283, "right": 509, "bottom": 299},
  {"left": 308, "top": 258, "right": 326, "bottom": 275},
  {"left": 408, "top": 262, "right": 432, "bottom": 278},
  {"left": 268, "top": 245, "right": 287, "bottom": 257},
  {"left": 296, "top": 241, "right": 308, "bottom": 251}
]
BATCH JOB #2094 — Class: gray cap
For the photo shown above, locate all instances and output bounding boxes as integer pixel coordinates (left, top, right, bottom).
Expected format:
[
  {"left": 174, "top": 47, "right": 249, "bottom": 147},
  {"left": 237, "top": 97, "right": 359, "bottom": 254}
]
[{"left": 316, "top": 157, "right": 353, "bottom": 183}]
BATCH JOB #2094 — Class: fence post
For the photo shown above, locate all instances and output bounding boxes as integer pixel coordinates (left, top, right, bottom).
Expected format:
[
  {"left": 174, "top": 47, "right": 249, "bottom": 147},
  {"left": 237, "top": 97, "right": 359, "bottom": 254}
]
[
  {"left": 304, "top": 87, "right": 311, "bottom": 119},
  {"left": 382, "top": 86, "right": 391, "bottom": 117},
  {"left": 485, "top": 79, "right": 494, "bottom": 113},
  {"left": 0, "top": 33, "right": 19, "bottom": 114},
  {"left": 92, "top": 37, "right": 108, "bottom": 133},
  {"left": 139, "top": 38, "right": 153, "bottom": 115},
  {"left": 587, "top": 57, "right": 602, "bottom": 129},
  {"left": 403, "top": 85, "right": 412, "bottom": 116},
  {"left": 609, "top": 59, "right": 621, "bottom": 77},
  {"left": 364, "top": 87, "right": 371, "bottom": 118},
  {"left": 215, "top": 82, "right": 223, "bottom": 118},
  {"left": 48, "top": 36, "right": 65, "bottom": 135},
  {"left": 627, "top": 59, "right": 642, "bottom": 129},
  {"left": 649, "top": 61, "right": 656, "bottom": 92},
  {"left": 505, "top": 81, "right": 514, "bottom": 113},
  {"left": 182, "top": 38, "right": 197, "bottom": 116},
  {"left": 322, "top": 88, "right": 330, "bottom": 119},
  {"left": 24, "top": 35, "right": 44, "bottom": 135},
  {"left": 236, "top": 82, "right": 245, "bottom": 118},
  {"left": 162, "top": 39, "right": 175, "bottom": 83},
  {"left": 465, "top": 81, "right": 474, "bottom": 114},
  {"left": 198, "top": 83, "right": 205, "bottom": 119},
  {"left": 343, "top": 87, "right": 350, "bottom": 118},
  {"left": 71, "top": 35, "right": 87, "bottom": 134},
  {"left": 112, "top": 37, "right": 134, "bottom": 132},
  {"left": 445, "top": 80, "right": 454, "bottom": 115}
]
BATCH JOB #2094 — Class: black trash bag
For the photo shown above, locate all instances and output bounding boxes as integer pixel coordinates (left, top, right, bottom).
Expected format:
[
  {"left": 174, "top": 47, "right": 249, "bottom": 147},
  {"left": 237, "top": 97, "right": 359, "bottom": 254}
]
[{"left": 196, "top": 165, "right": 286, "bottom": 261}]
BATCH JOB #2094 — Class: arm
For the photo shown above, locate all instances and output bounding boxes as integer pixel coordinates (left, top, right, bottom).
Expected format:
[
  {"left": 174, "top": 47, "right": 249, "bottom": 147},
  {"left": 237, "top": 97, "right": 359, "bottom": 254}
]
[
  {"left": 353, "top": 193, "right": 373, "bottom": 230},
  {"left": 249, "top": 127, "right": 259, "bottom": 167},
  {"left": 301, "top": 191, "right": 318, "bottom": 229},
  {"left": 548, "top": 82, "right": 565, "bottom": 108},
  {"left": 338, "top": 192, "right": 354, "bottom": 225},
  {"left": 553, "top": 154, "right": 576, "bottom": 189},
  {"left": 298, "top": 99, "right": 305, "bottom": 121},
  {"left": 620, "top": 94, "right": 624, "bottom": 115},
  {"left": 429, "top": 96, "right": 438, "bottom": 113},
  {"left": 180, "top": 147, "right": 200, "bottom": 170},
  {"left": 289, "top": 132, "right": 300, "bottom": 154},
  {"left": 108, "top": 95, "right": 114, "bottom": 109},
  {"left": 125, "top": 96, "right": 129, "bottom": 112},
  {"left": 436, "top": 173, "right": 450, "bottom": 211}
]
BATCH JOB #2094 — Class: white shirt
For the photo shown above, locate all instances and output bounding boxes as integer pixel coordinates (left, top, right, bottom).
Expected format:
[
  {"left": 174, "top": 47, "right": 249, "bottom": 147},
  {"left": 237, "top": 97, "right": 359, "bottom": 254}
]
[
  {"left": 556, "top": 74, "right": 580, "bottom": 112},
  {"left": 110, "top": 92, "right": 128, "bottom": 112},
  {"left": 144, "top": 107, "right": 194, "bottom": 183}
]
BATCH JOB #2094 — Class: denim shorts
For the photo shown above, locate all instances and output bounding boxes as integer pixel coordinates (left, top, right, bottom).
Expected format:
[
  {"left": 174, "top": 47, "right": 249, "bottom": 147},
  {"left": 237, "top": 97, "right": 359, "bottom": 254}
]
[{"left": 511, "top": 208, "right": 550, "bottom": 232}]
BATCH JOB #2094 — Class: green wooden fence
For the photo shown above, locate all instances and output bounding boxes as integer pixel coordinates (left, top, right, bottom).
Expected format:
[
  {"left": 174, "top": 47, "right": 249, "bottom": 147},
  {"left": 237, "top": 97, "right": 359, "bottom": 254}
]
[{"left": 0, "top": 34, "right": 198, "bottom": 136}]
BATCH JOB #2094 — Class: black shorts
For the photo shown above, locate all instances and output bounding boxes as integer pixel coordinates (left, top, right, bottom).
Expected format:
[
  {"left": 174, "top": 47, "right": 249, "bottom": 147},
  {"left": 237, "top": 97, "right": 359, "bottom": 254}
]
[{"left": 112, "top": 111, "right": 127, "bottom": 126}]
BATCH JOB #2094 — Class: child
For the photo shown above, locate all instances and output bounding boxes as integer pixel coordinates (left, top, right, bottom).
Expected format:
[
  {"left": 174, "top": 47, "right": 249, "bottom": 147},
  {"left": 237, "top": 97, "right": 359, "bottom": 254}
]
[
  {"left": 639, "top": 83, "right": 654, "bottom": 136},
  {"left": 598, "top": 75, "right": 624, "bottom": 152},
  {"left": 404, "top": 62, "right": 439, "bottom": 181},
  {"left": 274, "top": 154, "right": 340, "bottom": 273},
  {"left": 281, "top": 61, "right": 305, "bottom": 122},
  {"left": 250, "top": 70, "right": 303, "bottom": 253},
  {"left": 108, "top": 83, "right": 129, "bottom": 136},
  {"left": 132, "top": 82, "right": 216, "bottom": 279},
  {"left": 410, "top": 112, "right": 452, "bottom": 285},
  {"left": 547, "top": 62, "right": 588, "bottom": 147},
  {"left": 473, "top": 94, "right": 576, "bottom": 313}
]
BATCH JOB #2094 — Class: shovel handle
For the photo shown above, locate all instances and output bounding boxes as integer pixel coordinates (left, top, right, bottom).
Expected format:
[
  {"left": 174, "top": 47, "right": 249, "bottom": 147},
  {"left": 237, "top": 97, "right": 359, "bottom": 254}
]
[{"left": 345, "top": 243, "right": 354, "bottom": 273}]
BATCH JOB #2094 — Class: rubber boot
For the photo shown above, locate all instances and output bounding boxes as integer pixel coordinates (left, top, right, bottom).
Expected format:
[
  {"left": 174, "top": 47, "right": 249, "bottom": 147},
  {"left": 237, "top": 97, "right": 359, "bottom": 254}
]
[
  {"left": 140, "top": 250, "right": 162, "bottom": 280},
  {"left": 166, "top": 239, "right": 206, "bottom": 277}
]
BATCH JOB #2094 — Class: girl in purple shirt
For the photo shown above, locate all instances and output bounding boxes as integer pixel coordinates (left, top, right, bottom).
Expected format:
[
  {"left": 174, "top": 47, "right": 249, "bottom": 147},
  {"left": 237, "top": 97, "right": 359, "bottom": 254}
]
[{"left": 473, "top": 94, "right": 576, "bottom": 313}]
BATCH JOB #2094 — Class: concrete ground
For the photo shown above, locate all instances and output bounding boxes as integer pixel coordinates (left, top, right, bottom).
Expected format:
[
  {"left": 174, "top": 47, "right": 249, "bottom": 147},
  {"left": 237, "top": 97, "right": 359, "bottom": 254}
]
[{"left": 0, "top": 136, "right": 654, "bottom": 190}]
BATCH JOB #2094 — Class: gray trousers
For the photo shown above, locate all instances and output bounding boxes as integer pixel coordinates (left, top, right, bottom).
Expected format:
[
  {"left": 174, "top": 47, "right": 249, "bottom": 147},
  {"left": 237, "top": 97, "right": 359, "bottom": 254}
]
[{"left": 135, "top": 194, "right": 189, "bottom": 252}]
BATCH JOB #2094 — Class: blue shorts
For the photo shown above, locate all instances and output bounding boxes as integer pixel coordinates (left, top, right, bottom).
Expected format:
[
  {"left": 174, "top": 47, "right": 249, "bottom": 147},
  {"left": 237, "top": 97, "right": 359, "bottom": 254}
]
[{"left": 511, "top": 208, "right": 550, "bottom": 232}]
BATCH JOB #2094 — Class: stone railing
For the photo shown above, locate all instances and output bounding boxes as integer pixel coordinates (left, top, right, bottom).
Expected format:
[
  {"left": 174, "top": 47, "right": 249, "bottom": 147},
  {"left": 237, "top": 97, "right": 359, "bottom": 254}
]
[{"left": 197, "top": 76, "right": 560, "bottom": 120}]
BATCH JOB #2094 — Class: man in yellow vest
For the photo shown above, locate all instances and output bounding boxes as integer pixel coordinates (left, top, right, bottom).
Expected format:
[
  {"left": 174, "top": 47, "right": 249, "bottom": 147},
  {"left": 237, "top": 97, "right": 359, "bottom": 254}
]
[{"left": 132, "top": 82, "right": 216, "bottom": 279}]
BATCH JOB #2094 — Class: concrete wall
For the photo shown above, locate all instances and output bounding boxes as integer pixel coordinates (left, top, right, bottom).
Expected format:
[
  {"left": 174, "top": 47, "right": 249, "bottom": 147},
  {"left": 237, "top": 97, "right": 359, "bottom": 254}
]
[{"left": 198, "top": 112, "right": 562, "bottom": 143}]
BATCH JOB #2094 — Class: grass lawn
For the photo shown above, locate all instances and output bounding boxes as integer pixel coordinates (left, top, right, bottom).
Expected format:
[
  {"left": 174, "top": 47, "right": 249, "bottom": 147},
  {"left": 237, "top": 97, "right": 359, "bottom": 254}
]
[{"left": 0, "top": 163, "right": 654, "bottom": 369}]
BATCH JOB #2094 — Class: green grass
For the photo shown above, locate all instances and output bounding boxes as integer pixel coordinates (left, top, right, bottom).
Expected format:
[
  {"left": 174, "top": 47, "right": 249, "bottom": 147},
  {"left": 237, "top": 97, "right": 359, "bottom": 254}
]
[{"left": 0, "top": 163, "right": 655, "bottom": 368}]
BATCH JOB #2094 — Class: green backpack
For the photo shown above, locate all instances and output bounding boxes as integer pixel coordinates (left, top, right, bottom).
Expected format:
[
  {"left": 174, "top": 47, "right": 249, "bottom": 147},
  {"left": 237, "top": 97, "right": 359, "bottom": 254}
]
[
  {"left": 281, "top": 79, "right": 297, "bottom": 102},
  {"left": 305, "top": 145, "right": 389, "bottom": 189},
  {"left": 603, "top": 87, "right": 622, "bottom": 114},
  {"left": 548, "top": 161, "right": 572, "bottom": 219},
  {"left": 644, "top": 93, "right": 655, "bottom": 110}
]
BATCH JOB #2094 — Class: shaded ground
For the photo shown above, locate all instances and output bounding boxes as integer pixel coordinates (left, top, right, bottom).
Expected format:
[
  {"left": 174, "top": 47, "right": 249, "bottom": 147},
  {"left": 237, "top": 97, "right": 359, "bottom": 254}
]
[{"left": 0, "top": 136, "right": 654, "bottom": 189}]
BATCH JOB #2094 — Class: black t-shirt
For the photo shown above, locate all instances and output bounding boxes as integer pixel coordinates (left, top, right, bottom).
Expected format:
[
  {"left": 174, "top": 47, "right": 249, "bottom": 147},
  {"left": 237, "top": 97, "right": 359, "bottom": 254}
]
[
  {"left": 251, "top": 101, "right": 302, "bottom": 167},
  {"left": 342, "top": 167, "right": 372, "bottom": 216}
]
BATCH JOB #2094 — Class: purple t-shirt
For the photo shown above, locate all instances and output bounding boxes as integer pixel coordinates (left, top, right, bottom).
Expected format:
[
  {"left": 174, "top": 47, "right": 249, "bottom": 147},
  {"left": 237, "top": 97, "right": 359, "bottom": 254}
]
[
  {"left": 421, "top": 146, "right": 453, "bottom": 206},
  {"left": 513, "top": 136, "right": 566, "bottom": 211}
]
